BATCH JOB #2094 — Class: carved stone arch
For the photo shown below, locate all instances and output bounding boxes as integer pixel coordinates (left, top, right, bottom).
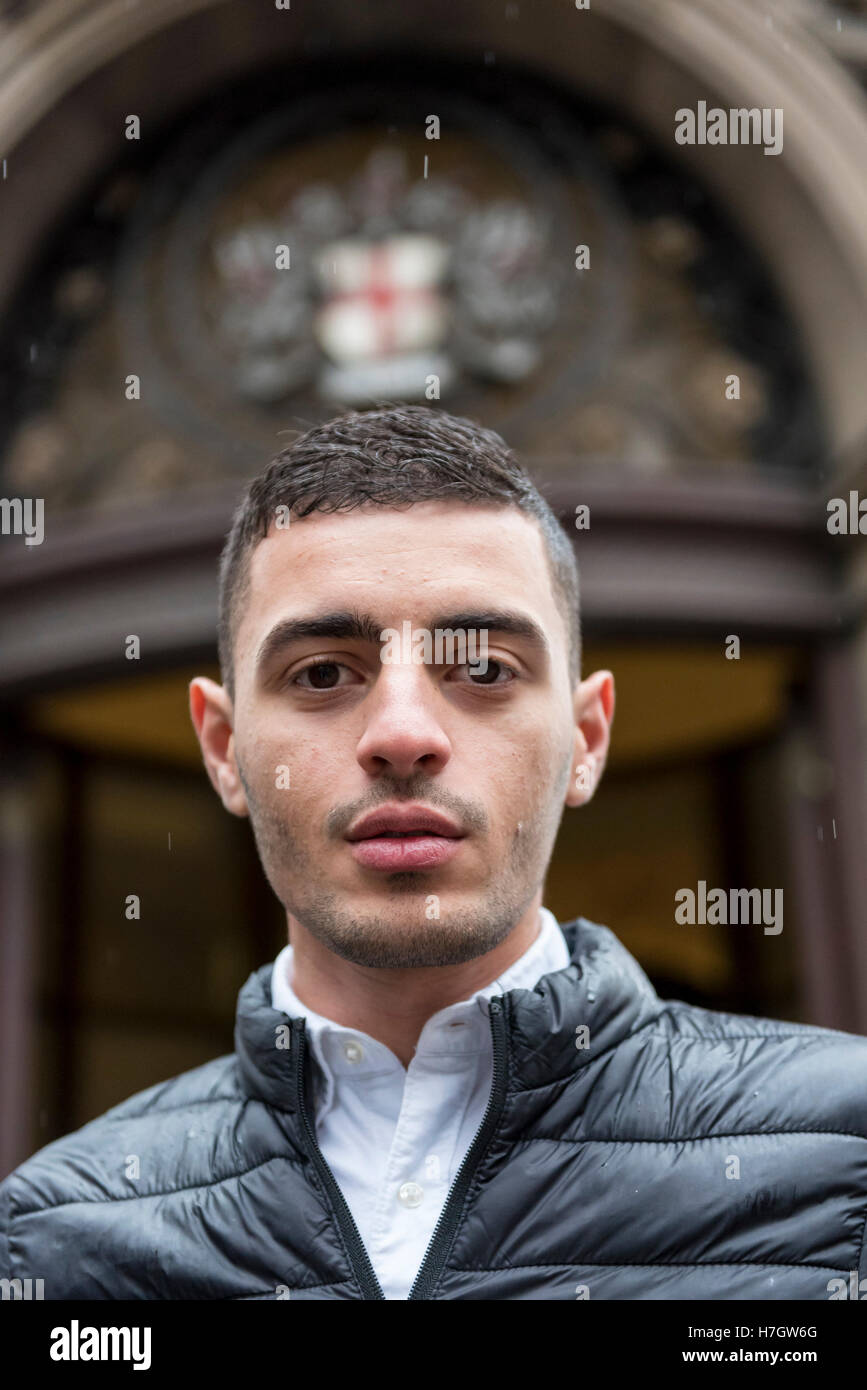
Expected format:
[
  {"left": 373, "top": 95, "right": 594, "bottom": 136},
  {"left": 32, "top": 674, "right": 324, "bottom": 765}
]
[{"left": 1, "top": 0, "right": 866, "bottom": 454}]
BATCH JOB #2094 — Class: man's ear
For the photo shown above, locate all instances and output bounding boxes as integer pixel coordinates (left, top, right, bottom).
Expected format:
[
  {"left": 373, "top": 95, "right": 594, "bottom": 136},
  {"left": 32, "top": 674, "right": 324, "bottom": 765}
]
[
  {"left": 189, "top": 677, "right": 249, "bottom": 817},
  {"left": 565, "top": 670, "right": 615, "bottom": 809}
]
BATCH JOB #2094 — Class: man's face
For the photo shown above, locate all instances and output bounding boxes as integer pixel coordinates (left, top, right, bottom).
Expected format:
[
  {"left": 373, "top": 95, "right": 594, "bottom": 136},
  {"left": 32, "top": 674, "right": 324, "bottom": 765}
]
[{"left": 199, "top": 501, "right": 603, "bottom": 968}]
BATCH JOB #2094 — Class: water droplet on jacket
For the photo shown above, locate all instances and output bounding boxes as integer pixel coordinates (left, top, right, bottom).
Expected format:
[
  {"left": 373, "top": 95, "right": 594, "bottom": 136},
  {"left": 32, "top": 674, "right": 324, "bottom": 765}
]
[{"left": 586, "top": 991, "right": 596, "bottom": 1003}]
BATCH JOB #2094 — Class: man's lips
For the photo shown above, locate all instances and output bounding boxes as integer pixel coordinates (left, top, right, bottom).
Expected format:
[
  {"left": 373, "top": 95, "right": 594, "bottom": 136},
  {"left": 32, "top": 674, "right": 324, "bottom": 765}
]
[
  {"left": 344, "top": 804, "right": 466, "bottom": 871},
  {"left": 345, "top": 804, "right": 464, "bottom": 841}
]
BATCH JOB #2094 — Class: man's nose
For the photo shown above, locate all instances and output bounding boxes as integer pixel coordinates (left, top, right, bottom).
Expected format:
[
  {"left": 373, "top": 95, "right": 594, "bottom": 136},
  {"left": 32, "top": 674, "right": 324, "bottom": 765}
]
[{"left": 355, "top": 665, "right": 452, "bottom": 778}]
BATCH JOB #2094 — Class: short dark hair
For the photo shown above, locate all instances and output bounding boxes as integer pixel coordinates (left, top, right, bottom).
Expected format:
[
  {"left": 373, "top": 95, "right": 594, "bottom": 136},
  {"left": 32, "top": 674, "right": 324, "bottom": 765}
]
[{"left": 218, "top": 403, "right": 580, "bottom": 700}]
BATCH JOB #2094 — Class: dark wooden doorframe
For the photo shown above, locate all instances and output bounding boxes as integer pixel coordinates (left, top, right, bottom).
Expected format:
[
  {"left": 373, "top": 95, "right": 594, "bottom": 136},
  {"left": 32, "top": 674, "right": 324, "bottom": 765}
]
[
  {"left": 783, "top": 634, "right": 867, "bottom": 1035},
  {"left": 0, "top": 744, "right": 39, "bottom": 1179}
]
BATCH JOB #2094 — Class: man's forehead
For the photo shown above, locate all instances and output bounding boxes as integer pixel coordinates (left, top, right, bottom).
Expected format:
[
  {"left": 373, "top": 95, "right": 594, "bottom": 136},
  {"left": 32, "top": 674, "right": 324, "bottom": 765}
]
[
  {"left": 245, "top": 502, "right": 554, "bottom": 610},
  {"left": 232, "top": 502, "right": 568, "bottom": 675}
]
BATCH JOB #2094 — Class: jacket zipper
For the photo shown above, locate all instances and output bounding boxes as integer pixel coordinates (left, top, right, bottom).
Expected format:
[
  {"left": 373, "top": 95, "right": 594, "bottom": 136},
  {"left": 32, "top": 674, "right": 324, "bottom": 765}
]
[
  {"left": 293, "top": 996, "right": 509, "bottom": 1301},
  {"left": 294, "top": 1018, "right": 386, "bottom": 1299},
  {"left": 407, "top": 995, "right": 509, "bottom": 1300}
]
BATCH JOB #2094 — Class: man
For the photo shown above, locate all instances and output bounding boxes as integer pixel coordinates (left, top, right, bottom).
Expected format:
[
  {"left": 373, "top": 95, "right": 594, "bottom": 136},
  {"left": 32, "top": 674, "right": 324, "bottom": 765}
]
[{"left": 3, "top": 403, "right": 867, "bottom": 1301}]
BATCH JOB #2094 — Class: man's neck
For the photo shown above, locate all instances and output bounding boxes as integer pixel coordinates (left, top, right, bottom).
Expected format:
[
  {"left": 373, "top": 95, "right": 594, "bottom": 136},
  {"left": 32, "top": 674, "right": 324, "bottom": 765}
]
[{"left": 286, "top": 898, "right": 544, "bottom": 1068}]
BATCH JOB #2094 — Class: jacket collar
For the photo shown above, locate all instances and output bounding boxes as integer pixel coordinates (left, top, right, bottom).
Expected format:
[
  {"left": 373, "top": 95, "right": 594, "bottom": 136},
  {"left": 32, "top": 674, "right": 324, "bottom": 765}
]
[
  {"left": 233, "top": 916, "right": 661, "bottom": 1112},
  {"left": 503, "top": 916, "right": 661, "bottom": 1095}
]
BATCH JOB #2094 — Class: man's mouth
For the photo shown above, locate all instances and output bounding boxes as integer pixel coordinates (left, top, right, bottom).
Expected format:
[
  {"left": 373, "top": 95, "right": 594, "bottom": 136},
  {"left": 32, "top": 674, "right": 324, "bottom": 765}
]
[
  {"left": 344, "top": 804, "right": 466, "bottom": 870},
  {"left": 370, "top": 831, "right": 430, "bottom": 838}
]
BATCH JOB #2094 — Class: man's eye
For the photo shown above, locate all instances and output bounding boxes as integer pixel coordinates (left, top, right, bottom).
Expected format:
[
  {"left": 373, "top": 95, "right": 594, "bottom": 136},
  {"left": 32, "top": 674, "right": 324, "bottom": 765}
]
[
  {"left": 292, "top": 662, "right": 355, "bottom": 690},
  {"left": 450, "top": 660, "right": 517, "bottom": 686}
]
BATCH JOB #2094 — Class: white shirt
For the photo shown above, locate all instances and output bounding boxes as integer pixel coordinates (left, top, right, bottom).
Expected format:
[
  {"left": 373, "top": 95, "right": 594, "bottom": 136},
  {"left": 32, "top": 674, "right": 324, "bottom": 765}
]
[{"left": 271, "top": 906, "right": 571, "bottom": 1299}]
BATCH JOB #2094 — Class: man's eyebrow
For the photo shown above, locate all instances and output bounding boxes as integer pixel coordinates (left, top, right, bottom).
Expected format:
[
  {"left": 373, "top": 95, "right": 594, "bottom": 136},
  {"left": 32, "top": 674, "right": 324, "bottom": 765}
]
[
  {"left": 255, "top": 611, "right": 384, "bottom": 672},
  {"left": 429, "top": 612, "right": 551, "bottom": 659},
  {"left": 255, "top": 607, "right": 551, "bottom": 673}
]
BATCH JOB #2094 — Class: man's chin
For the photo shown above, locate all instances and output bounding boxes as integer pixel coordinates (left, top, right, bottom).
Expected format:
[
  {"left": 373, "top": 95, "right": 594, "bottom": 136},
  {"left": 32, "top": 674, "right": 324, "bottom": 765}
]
[{"left": 292, "top": 899, "right": 520, "bottom": 970}]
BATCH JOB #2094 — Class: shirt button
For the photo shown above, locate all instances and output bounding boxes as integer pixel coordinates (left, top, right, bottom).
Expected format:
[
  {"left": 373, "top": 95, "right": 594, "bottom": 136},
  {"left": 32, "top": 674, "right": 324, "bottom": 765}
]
[
  {"left": 343, "top": 1040, "right": 364, "bottom": 1063},
  {"left": 397, "top": 1181, "right": 424, "bottom": 1208}
]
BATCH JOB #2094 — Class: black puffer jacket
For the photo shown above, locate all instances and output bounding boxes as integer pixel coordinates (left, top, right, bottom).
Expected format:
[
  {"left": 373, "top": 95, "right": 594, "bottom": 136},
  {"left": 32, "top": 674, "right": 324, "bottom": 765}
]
[{"left": 3, "top": 916, "right": 867, "bottom": 1300}]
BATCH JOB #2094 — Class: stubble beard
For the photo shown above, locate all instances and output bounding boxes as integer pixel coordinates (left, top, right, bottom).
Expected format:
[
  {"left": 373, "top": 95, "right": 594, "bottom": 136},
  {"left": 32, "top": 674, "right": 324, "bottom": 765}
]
[{"left": 236, "top": 755, "right": 571, "bottom": 969}]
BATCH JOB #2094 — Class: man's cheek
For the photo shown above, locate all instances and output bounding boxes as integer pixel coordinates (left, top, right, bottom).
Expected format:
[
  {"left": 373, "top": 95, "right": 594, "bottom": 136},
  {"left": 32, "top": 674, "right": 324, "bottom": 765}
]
[{"left": 499, "top": 728, "right": 562, "bottom": 794}]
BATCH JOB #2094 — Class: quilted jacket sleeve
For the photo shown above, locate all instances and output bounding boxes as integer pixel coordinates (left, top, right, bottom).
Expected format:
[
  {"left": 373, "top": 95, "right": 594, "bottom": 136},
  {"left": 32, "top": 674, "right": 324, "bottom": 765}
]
[{"left": 0, "top": 1175, "right": 15, "bottom": 1285}]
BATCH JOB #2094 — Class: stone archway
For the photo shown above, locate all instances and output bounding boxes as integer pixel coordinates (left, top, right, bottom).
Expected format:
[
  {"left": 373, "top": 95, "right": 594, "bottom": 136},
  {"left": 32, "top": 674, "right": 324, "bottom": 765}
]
[{"left": 1, "top": 0, "right": 867, "bottom": 454}]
